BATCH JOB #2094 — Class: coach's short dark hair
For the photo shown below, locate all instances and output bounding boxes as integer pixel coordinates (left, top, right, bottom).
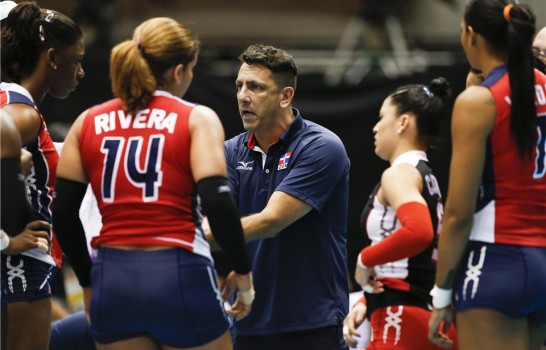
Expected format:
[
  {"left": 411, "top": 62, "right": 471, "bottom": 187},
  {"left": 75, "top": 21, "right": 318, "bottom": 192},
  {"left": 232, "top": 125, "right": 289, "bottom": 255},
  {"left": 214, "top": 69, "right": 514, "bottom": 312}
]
[{"left": 239, "top": 44, "right": 297, "bottom": 90}]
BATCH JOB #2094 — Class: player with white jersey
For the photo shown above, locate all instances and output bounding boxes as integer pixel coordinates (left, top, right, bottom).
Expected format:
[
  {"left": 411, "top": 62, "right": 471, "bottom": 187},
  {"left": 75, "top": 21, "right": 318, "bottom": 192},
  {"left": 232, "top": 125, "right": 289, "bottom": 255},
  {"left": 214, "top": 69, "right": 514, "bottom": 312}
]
[{"left": 345, "top": 78, "right": 457, "bottom": 350}]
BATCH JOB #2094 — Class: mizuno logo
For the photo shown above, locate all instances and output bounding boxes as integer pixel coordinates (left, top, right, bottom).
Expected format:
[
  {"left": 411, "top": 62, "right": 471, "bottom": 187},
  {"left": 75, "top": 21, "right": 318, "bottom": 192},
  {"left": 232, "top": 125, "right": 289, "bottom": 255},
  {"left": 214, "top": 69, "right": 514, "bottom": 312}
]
[{"left": 237, "top": 160, "right": 254, "bottom": 170}]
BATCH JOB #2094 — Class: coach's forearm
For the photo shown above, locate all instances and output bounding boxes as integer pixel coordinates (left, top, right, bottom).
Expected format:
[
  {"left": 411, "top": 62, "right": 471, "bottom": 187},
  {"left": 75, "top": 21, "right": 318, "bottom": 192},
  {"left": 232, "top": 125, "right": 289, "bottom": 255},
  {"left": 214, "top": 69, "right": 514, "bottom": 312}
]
[{"left": 240, "top": 212, "right": 284, "bottom": 243}]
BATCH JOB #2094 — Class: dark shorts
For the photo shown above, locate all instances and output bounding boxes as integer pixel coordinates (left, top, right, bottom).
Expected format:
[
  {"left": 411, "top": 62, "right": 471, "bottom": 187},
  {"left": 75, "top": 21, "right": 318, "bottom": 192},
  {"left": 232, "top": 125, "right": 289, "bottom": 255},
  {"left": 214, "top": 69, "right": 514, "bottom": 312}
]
[
  {"left": 455, "top": 242, "right": 546, "bottom": 325},
  {"left": 234, "top": 325, "right": 348, "bottom": 350},
  {"left": 1, "top": 254, "right": 53, "bottom": 303},
  {"left": 50, "top": 310, "right": 95, "bottom": 350},
  {"left": 90, "top": 247, "right": 229, "bottom": 347}
]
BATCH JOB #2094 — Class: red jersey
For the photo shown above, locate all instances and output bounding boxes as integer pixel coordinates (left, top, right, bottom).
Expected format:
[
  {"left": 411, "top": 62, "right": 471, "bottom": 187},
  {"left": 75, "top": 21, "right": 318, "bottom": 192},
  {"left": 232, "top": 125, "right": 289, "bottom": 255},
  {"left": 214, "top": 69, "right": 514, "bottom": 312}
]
[
  {"left": 0, "top": 83, "right": 62, "bottom": 267},
  {"left": 80, "top": 91, "right": 210, "bottom": 258},
  {"left": 470, "top": 67, "right": 546, "bottom": 247}
]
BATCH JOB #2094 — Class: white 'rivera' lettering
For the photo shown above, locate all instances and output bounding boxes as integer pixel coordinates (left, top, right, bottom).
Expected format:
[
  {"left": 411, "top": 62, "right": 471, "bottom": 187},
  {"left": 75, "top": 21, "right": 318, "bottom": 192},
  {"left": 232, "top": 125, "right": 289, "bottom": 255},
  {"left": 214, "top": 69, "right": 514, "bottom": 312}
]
[{"left": 94, "top": 108, "right": 178, "bottom": 135}]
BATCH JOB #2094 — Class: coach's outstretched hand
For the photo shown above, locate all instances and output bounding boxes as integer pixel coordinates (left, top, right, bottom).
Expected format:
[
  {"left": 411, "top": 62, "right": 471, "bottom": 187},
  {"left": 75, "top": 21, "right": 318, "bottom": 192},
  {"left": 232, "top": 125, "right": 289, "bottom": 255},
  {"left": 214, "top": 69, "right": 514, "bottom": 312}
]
[
  {"left": 223, "top": 271, "right": 255, "bottom": 320},
  {"left": 343, "top": 300, "right": 367, "bottom": 347}
]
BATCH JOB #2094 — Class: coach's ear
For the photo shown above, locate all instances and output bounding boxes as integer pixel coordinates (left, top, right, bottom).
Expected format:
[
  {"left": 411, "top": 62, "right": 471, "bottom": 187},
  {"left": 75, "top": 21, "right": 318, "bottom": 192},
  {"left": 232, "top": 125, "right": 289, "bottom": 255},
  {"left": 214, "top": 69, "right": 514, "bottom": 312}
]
[{"left": 279, "top": 86, "right": 294, "bottom": 108}]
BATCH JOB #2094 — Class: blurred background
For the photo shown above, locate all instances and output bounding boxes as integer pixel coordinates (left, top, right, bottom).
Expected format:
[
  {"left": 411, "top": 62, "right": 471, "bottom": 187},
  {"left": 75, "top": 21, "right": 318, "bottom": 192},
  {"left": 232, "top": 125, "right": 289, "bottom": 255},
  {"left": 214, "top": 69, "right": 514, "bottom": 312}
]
[{"left": 24, "top": 0, "right": 546, "bottom": 291}]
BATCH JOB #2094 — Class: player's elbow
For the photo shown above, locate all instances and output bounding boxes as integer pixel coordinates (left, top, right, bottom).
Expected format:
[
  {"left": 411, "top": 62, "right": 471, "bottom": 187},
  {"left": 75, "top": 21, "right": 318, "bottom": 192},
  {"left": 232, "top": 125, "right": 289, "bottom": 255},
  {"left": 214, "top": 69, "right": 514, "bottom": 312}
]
[
  {"left": 443, "top": 197, "right": 475, "bottom": 225},
  {"left": 443, "top": 208, "right": 474, "bottom": 234}
]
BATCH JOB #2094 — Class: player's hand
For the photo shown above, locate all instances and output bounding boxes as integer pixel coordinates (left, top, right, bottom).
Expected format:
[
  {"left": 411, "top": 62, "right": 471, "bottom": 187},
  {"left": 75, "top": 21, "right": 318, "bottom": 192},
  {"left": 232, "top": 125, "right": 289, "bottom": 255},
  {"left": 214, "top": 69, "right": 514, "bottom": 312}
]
[
  {"left": 342, "top": 301, "right": 367, "bottom": 347},
  {"left": 222, "top": 270, "right": 255, "bottom": 320},
  {"left": 428, "top": 306, "right": 454, "bottom": 349},
  {"left": 3, "top": 220, "right": 50, "bottom": 255},
  {"left": 355, "top": 253, "right": 386, "bottom": 294},
  {"left": 354, "top": 260, "right": 372, "bottom": 288}
]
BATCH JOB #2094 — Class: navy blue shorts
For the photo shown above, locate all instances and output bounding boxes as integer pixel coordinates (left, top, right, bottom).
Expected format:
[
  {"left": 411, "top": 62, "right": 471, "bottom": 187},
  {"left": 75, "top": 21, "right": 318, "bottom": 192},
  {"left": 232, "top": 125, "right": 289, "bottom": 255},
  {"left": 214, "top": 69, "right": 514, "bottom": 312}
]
[
  {"left": 90, "top": 247, "right": 229, "bottom": 347},
  {"left": 50, "top": 310, "right": 95, "bottom": 350},
  {"left": 455, "top": 242, "right": 546, "bottom": 325},
  {"left": 1, "top": 254, "right": 53, "bottom": 303}
]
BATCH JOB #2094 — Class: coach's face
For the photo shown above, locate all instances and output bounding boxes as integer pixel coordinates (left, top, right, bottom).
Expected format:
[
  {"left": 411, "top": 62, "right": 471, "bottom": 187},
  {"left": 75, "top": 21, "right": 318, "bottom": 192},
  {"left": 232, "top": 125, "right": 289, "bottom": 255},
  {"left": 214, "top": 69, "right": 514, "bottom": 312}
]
[{"left": 235, "top": 63, "right": 284, "bottom": 135}]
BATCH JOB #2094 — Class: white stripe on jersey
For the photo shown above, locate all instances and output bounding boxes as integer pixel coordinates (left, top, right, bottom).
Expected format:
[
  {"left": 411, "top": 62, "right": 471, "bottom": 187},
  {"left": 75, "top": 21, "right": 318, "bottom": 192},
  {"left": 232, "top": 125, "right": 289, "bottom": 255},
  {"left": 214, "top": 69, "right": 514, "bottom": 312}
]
[
  {"left": 152, "top": 234, "right": 212, "bottom": 261},
  {"left": 469, "top": 200, "right": 496, "bottom": 243}
]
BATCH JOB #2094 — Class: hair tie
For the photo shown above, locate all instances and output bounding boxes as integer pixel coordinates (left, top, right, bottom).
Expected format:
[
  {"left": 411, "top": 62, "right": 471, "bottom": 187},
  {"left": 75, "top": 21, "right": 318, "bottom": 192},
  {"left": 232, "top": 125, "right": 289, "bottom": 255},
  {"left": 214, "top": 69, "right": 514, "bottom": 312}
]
[
  {"left": 503, "top": 3, "right": 513, "bottom": 22},
  {"left": 137, "top": 39, "right": 145, "bottom": 55},
  {"left": 45, "top": 9, "right": 54, "bottom": 23},
  {"left": 422, "top": 86, "right": 433, "bottom": 98}
]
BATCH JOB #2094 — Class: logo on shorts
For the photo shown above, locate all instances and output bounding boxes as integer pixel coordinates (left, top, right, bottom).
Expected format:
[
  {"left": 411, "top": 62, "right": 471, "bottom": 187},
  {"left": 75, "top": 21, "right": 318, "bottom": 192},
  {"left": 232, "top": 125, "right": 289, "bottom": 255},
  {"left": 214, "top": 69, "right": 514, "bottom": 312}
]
[
  {"left": 278, "top": 152, "right": 292, "bottom": 170},
  {"left": 237, "top": 160, "right": 254, "bottom": 171},
  {"left": 383, "top": 306, "right": 403, "bottom": 345},
  {"left": 6, "top": 256, "right": 27, "bottom": 293},
  {"left": 462, "top": 245, "right": 487, "bottom": 300}
]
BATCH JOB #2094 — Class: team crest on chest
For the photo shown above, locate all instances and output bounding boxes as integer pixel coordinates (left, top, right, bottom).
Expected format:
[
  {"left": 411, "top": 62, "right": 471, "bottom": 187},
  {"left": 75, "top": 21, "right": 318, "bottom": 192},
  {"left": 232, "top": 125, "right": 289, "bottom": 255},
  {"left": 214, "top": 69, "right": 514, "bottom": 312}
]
[{"left": 278, "top": 152, "right": 292, "bottom": 170}]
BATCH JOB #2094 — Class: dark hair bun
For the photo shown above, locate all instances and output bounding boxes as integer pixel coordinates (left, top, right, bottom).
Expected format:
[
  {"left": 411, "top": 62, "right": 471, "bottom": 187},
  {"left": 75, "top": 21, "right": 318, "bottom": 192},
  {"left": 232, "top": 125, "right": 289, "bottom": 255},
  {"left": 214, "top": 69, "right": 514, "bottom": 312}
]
[{"left": 429, "top": 77, "right": 452, "bottom": 100}]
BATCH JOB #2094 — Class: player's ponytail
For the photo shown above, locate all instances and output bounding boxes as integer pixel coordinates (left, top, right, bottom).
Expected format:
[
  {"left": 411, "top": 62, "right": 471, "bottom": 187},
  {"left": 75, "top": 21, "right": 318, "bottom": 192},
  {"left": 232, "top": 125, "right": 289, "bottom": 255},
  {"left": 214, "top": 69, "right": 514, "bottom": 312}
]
[
  {"left": 389, "top": 77, "right": 451, "bottom": 148},
  {"left": 110, "top": 17, "right": 200, "bottom": 115},
  {"left": 1, "top": 1, "right": 81, "bottom": 83},
  {"left": 464, "top": 0, "right": 537, "bottom": 159},
  {"left": 504, "top": 2, "right": 536, "bottom": 159},
  {"left": 110, "top": 40, "right": 156, "bottom": 114}
]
